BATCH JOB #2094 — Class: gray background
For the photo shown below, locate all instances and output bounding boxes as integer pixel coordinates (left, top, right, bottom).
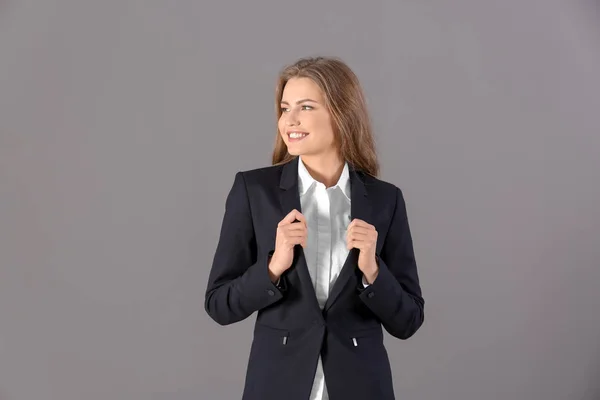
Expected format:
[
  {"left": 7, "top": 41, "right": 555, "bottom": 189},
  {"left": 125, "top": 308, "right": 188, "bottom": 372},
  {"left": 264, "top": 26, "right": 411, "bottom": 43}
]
[{"left": 1, "top": 1, "right": 599, "bottom": 399}]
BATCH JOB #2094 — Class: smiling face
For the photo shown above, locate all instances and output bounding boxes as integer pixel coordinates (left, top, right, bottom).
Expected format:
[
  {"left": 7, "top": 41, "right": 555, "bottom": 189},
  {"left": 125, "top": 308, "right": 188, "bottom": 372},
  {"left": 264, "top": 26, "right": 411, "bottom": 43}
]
[{"left": 278, "top": 77, "right": 338, "bottom": 159}]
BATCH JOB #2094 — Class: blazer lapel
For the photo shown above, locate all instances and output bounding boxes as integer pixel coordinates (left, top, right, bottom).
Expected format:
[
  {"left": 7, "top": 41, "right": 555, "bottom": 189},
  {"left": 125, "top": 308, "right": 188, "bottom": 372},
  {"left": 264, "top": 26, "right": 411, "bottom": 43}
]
[
  {"left": 278, "top": 157, "right": 322, "bottom": 316},
  {"left": 278, "top": 157, "right": 374, "bottom": 314},
  {"left": 323, "top": 164, "right": 372, "bottom": 311}
]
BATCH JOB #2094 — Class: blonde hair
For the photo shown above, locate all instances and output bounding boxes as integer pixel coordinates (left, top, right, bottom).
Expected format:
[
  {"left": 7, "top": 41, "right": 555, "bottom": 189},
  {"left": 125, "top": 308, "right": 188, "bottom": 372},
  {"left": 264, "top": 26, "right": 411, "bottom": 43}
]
[{"left": 271, "top": 56, "right": 380, "bottom": 177}]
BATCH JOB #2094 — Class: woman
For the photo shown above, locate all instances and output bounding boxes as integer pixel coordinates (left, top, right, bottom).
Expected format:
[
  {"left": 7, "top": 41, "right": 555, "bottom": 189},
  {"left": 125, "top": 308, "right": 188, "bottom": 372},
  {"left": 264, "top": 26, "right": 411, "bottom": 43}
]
[{"left": 205, "top": 56, "right": 424, "bottom": 400}]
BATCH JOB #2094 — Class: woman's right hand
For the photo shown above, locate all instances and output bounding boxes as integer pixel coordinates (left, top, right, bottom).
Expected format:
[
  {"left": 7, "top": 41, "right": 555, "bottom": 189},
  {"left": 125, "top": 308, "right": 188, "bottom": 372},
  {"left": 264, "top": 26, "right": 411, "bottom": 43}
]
[{"left": 268, "top": 209, "right": 307, "bottom": 282}]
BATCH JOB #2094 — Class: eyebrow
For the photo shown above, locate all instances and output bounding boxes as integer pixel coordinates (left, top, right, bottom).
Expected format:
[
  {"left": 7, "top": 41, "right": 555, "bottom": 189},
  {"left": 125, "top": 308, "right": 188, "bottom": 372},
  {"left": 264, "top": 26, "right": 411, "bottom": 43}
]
[{"left": 280, "top": 98, "right": 319, "bottom": 105}]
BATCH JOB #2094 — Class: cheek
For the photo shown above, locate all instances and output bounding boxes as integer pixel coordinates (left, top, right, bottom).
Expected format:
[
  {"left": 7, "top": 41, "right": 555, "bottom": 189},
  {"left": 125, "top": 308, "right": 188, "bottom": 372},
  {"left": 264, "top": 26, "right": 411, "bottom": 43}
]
[
  {"left": 315, "top": 116, "right": 335, "bottom": 142},
  {"left": 311, "top": 114, "right": 332, "bottom": 133},
  {"left": 277, "top": 118, "right": 286, "bottom": 137}
]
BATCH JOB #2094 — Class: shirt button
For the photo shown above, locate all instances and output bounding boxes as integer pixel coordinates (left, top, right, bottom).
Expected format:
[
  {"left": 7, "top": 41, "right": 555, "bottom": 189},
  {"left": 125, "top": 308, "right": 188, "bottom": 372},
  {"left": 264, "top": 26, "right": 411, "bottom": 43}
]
[
  {"left": 367, "top": 292, "right": 375, "bottom": 298},
  {"left": 267, "top": 289, "right": 275, "bottom": 296}
]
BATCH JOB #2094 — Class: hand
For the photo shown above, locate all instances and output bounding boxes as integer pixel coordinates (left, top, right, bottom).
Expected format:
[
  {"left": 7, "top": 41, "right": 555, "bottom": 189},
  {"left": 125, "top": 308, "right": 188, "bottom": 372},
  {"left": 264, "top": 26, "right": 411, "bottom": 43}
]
[
  {"left": 268, "top": 209, "right": 307, "bottom": 282},
  {"left": 346, "top": 218, "right": 379, "bottom": 283}
]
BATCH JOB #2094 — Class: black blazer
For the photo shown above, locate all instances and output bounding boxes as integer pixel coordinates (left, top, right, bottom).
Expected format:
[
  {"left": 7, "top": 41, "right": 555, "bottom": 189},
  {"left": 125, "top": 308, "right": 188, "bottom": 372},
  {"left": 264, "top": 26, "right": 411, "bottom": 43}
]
[{"left": 205, "top": 156, "right": 424, "bottom": 400}]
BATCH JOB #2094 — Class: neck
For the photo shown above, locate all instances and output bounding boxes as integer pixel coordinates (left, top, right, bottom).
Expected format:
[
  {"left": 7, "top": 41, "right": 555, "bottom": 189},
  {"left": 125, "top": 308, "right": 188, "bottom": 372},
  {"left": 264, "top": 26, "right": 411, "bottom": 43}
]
[{"left": 300, "top": 154, "right": 345, "bottom": 188}]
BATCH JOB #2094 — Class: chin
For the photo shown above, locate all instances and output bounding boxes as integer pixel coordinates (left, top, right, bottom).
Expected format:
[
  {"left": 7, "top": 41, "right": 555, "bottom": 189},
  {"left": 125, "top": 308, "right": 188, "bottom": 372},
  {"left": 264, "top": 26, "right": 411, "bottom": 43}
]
[{"left": 285, "top": 145, "right": 302, "bottom": 156}]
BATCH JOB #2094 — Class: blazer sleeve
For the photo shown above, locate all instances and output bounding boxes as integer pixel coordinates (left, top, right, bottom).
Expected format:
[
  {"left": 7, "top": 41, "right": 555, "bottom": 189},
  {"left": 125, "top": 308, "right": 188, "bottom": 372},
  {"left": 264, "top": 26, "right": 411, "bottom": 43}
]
[
  {"left": 204, "top": 172, "right": 286, "bottom": 326},
  {"left": 358, "top": 187, "right": 425, "bottom": 339}
]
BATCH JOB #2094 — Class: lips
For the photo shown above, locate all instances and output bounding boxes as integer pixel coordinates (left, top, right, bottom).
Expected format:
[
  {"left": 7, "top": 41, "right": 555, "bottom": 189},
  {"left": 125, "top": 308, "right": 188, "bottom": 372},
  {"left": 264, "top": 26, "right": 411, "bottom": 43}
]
[{"left": 287, "top": 131, "right": 309, "bottom": 140}]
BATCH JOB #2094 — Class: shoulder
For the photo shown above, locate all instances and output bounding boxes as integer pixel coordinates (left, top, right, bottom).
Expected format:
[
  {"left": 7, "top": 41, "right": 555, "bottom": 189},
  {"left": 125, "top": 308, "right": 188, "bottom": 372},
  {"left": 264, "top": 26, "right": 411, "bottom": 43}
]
[
  {"left": 361, "top": 172, "right": 404, "bottom": 199},
  {"left": 233, "top": 162, "right": 287, "bottom": 188},
  {"left": 360, "top": 172, "right": 411, "bottom": 219},
  {"left": 240, "top": 163, "right": 285, "bottom": 177}
]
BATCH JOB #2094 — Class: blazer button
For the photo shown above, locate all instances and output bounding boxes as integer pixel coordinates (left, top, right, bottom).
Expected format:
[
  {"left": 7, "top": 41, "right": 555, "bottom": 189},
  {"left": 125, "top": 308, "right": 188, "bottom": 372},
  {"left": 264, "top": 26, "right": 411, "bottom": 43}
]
[
  {"left": 267, "top": 289, "right": 275, "bottom": 296},
  {"left": 367, "top": 292, "right": 375, "bottom": 298}
]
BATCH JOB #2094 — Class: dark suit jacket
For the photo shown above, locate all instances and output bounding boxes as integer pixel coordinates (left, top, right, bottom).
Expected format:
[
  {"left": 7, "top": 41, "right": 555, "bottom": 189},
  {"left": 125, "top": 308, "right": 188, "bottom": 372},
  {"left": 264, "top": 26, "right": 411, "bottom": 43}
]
[{"left": 205, "top": 156, "right": 424, "bottom": 400}]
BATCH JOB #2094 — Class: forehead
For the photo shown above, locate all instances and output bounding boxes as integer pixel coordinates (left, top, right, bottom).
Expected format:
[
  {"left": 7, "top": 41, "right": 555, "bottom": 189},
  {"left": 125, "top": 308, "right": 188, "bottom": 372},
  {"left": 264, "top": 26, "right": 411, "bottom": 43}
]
[{"left": 281, "top": 77, "right": 325, "bottom": 102}]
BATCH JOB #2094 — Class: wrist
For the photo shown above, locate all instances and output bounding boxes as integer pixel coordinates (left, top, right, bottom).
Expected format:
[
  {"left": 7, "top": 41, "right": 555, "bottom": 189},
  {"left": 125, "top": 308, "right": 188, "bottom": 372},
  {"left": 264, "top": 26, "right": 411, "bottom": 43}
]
[
  {"left": 363, "top": 264, "right": 379, "bottom": 284},
  {"left": 268, "top": 269, "right": 281, "bottom": 283},
  {"left": 268, "top": 256, "right": 283, "bottom": 282}
]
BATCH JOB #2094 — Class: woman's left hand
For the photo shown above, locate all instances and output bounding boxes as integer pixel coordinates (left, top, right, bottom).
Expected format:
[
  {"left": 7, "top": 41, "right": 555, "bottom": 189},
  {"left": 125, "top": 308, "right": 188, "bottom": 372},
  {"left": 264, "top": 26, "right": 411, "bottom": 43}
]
[{"left": 346, "top": 218, "right": 379, "bottom": 284}]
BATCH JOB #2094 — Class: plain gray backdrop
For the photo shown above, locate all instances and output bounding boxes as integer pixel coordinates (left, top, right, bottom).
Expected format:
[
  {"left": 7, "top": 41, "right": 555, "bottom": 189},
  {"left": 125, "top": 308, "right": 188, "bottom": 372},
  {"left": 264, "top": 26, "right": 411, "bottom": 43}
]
[{"left": 1, "top": 1, "right": 599, "bottom": 399}]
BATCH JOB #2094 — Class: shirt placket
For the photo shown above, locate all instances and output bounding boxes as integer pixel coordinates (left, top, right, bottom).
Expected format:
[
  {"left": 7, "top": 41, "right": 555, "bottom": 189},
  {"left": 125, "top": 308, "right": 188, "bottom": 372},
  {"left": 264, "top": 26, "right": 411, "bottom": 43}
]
[{"left": 314, "top": 182, "right": 331, "bottom": 309}]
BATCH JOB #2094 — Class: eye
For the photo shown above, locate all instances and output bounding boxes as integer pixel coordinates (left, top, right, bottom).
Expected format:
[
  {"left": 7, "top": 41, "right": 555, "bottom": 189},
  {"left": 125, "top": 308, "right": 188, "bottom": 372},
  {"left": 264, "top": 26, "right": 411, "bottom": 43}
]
[
  {"left": 280, "top": 107, "right": 289, "bottom": 112},
  {"left": 302, "top": 105, "right": 314, "bottom": 110}
]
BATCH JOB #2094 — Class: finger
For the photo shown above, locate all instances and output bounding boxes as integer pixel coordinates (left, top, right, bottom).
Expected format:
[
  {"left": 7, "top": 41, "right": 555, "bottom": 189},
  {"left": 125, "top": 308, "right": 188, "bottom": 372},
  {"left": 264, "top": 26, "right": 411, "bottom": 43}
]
[
  {"left": 347, "top": 227, "right": 376, "bottom": 245},
  {"left": 349, "top": 236, "right": 374, "bottom": 244},
  {"left": 280, "top": 209, "right": 300, "bottom": 226},
  {"left": 347, "top": 225, "right": 372, "bottom": 235},
  {"left": 280, "top": 209, "right": 307, "bottom": 226},
  {"left": 283, "top": 224, "right": 307, "bottom": 234},
  {"left": 347, "top": 230, "right": 370, "bottom": 241},
  {"left": 284, "top": 231, "right": 307, "bottom": 238},
  {"left": 349, "top": 219, "right": 373, "bottom": 230},
  {"left": 283, "top": 236, "right": 306, "bottom": 247},
  {"left": 347, "top": 238, "right": 357, "bottom": 250},
  {"left": 347, "top": 237, "right": 372, "bottom": 250},
  {"left": 293, "top": 211, "right": 307, "bottom": 225},
  {"left": 283, "top": 224, "right": 308, "bottom": 236}
]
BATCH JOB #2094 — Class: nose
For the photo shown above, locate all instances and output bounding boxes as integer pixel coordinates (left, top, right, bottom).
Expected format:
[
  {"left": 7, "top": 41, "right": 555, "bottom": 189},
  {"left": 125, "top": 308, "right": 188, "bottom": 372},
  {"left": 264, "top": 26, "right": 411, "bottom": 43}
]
[{"left": 284, "top": 110, "right": 301, "bottom": 126}]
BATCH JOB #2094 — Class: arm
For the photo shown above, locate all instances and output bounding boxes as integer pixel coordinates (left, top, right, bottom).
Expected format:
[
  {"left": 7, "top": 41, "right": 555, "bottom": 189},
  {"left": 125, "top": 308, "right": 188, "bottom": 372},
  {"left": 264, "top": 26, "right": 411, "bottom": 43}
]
[
  {"left": 204, "top": 172, "right": 286, "bottom": 326},
  {"left": 358, "top": 187, "right": 424, "bottom": 339}
]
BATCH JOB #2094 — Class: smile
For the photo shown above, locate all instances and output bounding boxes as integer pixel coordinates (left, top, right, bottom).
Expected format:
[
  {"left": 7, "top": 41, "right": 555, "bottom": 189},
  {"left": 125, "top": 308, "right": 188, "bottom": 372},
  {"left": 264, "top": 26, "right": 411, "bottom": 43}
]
[{"left": 288, "top": 132, "right": 309, "bottom": 141}]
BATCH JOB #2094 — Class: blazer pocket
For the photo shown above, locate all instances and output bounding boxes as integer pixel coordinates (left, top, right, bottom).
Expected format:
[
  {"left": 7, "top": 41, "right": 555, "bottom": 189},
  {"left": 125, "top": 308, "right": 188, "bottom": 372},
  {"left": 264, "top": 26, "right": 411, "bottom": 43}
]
[
  {"left": 348, "top": 326, "right": 382, "bottom": 348},
  {"left": 254, "top": 323, "right": 290, "bottom": 346}
]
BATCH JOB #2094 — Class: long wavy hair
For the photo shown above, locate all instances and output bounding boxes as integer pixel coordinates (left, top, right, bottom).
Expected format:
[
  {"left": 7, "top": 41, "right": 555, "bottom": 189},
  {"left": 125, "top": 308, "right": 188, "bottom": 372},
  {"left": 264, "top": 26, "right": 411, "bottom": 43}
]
[{"left": 271, "top": 56, "right": 380, "bottom": 178}]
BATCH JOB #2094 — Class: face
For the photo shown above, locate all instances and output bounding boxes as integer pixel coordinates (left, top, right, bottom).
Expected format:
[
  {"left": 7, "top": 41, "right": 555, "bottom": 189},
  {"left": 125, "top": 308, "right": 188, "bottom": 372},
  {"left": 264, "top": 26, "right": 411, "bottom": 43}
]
[{"left": 278, "top": 77, "right": 337, "bottom": 158}]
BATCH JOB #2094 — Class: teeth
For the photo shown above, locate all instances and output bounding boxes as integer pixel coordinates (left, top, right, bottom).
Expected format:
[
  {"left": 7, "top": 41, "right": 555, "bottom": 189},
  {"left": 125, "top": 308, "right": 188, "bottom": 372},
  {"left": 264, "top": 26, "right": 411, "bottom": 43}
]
[{"left": 289, "top": 132, "right": 307, "bottom": 139}]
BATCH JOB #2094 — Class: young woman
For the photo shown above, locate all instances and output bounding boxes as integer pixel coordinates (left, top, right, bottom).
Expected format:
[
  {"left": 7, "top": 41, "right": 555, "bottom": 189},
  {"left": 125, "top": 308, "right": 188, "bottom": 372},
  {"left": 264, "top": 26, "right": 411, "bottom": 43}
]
[{"left": 205, "top": 56, "right": 424, "bottom": 400}]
